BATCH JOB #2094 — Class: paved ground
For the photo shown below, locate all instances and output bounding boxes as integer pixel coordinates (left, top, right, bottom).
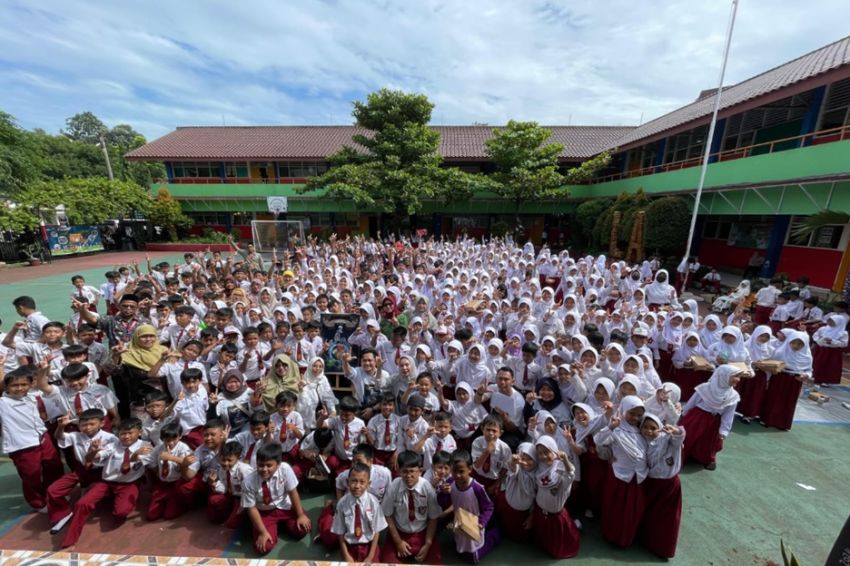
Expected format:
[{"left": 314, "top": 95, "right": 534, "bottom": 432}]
[{"left": 0, "top": 252, "right": 848, "bottom": 564}]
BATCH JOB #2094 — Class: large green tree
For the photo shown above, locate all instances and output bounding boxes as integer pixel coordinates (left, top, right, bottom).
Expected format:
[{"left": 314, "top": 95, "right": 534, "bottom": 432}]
[
  {"left": 149, "top": 187, "right": 191, "bottom": 241},
  {"left": 485, "top": 120, "right": 611, "bottom": 223},
  {"left": 63, "top": 111, "right": 108, "bottom": 144},
  {"left": 16, "top": 178, "right": 152, "bottom": 226},
  {"left": 299, "top": 89, "right": 482, "bottom": 230}
]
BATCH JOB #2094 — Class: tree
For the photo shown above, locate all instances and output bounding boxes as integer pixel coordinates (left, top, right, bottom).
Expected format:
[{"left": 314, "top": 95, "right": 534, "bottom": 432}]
[
  {"left": 575, "top": 197, "right": 613, "bottom": 249},
  {"left": 0, "top": 112, "right": 39, "bottom": 197},
  {"left": 63, "top": 111, "right": 107, "bottom": 144},
  {"left": 644, "top": 196, "right": 691, "bottom": 256},
  {"left": 17, "top": 178, "right": 152, "bottom": 225},
  {"left": 299, "top": 89, "right": 482, "bottom": 230},
  {"left": 485, "top": 120, "right": 611, "bottom": 224},
  {"left": 148, "top": 187, "right": 191, "bottom": 241}
]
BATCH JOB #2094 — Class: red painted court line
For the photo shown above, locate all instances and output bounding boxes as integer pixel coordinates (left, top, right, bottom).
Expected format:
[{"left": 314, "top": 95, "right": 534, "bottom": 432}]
[{"left": 0, "top": 251, "right": 178, "bottom": 284}]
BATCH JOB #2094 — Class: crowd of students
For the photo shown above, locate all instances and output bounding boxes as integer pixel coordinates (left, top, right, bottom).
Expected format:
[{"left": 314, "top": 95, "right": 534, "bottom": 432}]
[{"left": 0, "top": 234, "right": 841, "bottom": 562}]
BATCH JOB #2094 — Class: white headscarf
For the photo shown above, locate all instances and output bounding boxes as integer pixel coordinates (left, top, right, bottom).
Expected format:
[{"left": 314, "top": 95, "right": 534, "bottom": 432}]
[
  {"left": 534, "top": 435, "right": 566, "bottom": 488},
  {"left": 746, "top": 325, "right": 775, "bottom": 362},
  {"left": 693, "top": 364, "right": 742, "bottom": 411},
  {"left": 708, "top": 326, "right": 749, "bottom": 363},
  {"left": 772, "top": 330, "right": 813, "bottom": 374}
]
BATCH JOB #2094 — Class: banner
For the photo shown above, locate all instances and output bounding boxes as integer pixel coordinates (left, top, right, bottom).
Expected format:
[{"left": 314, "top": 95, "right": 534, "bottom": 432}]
[
  {"left": 45, "top": 225, "right": 104, "bottom": 256},
  {"left": 320, "top": 313, "right": 361, "bottom": 374}
]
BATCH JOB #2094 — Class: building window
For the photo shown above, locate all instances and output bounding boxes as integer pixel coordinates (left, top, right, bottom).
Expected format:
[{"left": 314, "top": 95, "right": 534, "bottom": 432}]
[
  {"left": 663, "top": 125, "right": 708, "bottom": 163},
  {"left": 788, "top": 216, "right": 846, "bottom": 249},
  {"left": 819, "top": 78, "right": 850, "bottom": 130},
  {"left": 224, "top": 162, "right": 249, "bottom": 178},
  {"left": 172, "top": 161, "right": 219, "bottom": 178},
  {"left": 702, "top": 219, "right": 732, "bottom": 240},
  {"left": 187, "top": 213, "right": 229, "bottom": 225},
  {"left": 278, "top": 161, "right": 329, "bottom": 177}
]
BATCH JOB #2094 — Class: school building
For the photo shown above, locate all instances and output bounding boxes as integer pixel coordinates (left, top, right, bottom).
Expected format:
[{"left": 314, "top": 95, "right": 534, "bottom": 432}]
[{"left": 126, "top": 36, "right": 850, "bottom": 290}]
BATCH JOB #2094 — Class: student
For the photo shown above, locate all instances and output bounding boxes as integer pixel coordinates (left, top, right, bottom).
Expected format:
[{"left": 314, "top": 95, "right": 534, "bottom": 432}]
[
  {"left": 164, "top": 306, "right": 198, "bottom": 350},
  {"left": 60, "top": 344, "right": 101, "bottom": 385},
  {"left": 270, "top": 390, "right": 304, "bottom": 462},
  {"left": 241, "top": 442, "right": 311, "bottom": 555},
  {"left": 754, "top": 277, "right": 783, "bottom": 325},
  {"left": 424, "top": 450, "right": 454, "bottom": 517},
  {"left": 173, "top": 368, "right": 210, "bottom": 449},
  {"left": 680, "top": 365, "right": 744, "bottom": 469},
  {"left": 60, "top": 418, "right": 151, "bottom": 548},
  {"left": 759, "top": 330, "right": 812, "bottom": 430},
  {"left": 494, "top": 442, "right": 537, "bottom": 542},
  {"left": 643, "top": 383, "right": 682, "bottom": 425},
  {"left": 419, "top": 411, "right": 457, "bottom": 471},
  {"left": 38, "top": 363, "right": 119, "bottom": 432},
  {"left": 366, "top": 393, "right": 400, "bottom": 466},
  {"left": 233, "top": 409, "right": 275, "bottom": 467},
  {"left": 379, "top": 450, "right": 443, "bottom": 564},
  {"left": 238, "top": 326, "right": 269, "bottom": 384},
  {"left": 532, "top": 436, "right": 581, "bottom": 559},
  {"left": 212, "top": 369, "right": 259, "bottom": 434},
  {"left": 141, "top": 390, "right": 177, "bottom": 447},
  {"left": 146, "top": 422, "right": 195, "bottom": 521},
  {"left": 12, "top": 296, "right": 50, "bottom": 343},
  {"left": 443, "top": 382, "right": 487, "bottom": 451},
  {"left": 449, "top": 449, "right": 500, "bottom": 564},
  {"left": 206, "top": 440, "right": 253, "bottom": 527},
  {"left": 640, "top": 413, "right": 685, "bottom": 559},
  {"left": 0, "top": 366, "right": 64, "bottom": 512},
  {"left": 393, "top": 395, "right": 430, "bottom": 462},
  {"left": 331, "top": 461, "right": 388, "bottom": 562},
  {"left": 470, "top": 415, "right": 511, "bottom": 495},
  {"left": 149, "top": 340, "right": 209, "bottom": 400},
  {"left": 738, "top": 325, "right": 775, "bottom": 423},
  {"left": 319, "top": 395, "right": 366, "bottom": 475},
  {"left": 594, "top": 395, "right": 648, "bottom": 547},
  {"left": 47, "top": 408, "right": 118, "bottom": 534},
  {"left": 812, "top": 313, "right": 849, "bottom": 385}
]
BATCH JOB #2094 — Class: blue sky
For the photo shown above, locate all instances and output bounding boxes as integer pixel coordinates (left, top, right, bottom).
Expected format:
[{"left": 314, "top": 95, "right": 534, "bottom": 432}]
[{"left": 1, "top": 0, "right": 848, "bottom": 141}]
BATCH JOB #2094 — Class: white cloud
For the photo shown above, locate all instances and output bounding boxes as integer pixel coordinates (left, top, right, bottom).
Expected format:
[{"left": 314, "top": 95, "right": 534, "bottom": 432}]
[{"left": 0, "top": 0, "right": 847, "bottom": 140}]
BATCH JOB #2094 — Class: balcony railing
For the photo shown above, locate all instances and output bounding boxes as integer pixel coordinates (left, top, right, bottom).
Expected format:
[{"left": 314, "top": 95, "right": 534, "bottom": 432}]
[
  {"left": 588, "top": 124, "right": 850, "bottom": 184},
  {"left": 169, "top": 177, "right": 309, "bottom": 185}
]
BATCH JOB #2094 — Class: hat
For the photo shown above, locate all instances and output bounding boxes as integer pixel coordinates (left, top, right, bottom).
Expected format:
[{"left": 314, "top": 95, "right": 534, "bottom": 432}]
[
  {"left": 223, "top": 326, "right": 241, "bottom": 336},
  {"left": 435, "top": 325, "right": 449, "bottom": 335},
  {"left": 282, "top": 270, "right": 295, "bottom": 278},
  {"left": 632, "top": 324, "right": 650, "bottom": 337},
  {"left": 406, "top": 395, "right": 425, "bottom": 409}
]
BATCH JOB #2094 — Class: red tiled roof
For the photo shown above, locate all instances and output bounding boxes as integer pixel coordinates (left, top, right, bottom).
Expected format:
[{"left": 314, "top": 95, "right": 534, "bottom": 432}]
[
  {"left": 125, "top": 125, "right": 636, "bottom": 162},
  {"left": 610, "top": 35, "right": 850, "bottom": 149}
]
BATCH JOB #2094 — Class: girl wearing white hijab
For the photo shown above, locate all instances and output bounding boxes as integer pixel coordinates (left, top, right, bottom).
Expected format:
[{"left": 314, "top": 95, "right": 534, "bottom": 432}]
[
  {"left": 645, "top": 269, "right": 678, "bottom": 310},
  {"left": 707, "top": 326, "right": 751, "bottom": 367},
  {"left": 698, "top": 314, "right": 723, "bottom": 348},
  {"left": 670, "top": 331, "right": 711, "bottom": 403},
  {"left": 494, "top": 442, "right": 537, "bottom": 543},
  {"left": 567, "top": 402, "right": 607, "bottom": 518},
  {"left": 594, "top": 395, "right": 648, "bottom": 547},
  {"left": 453, "top": 344, "right": 492, "bottom": 391},
  {"left": 680, "top": 364, "right": 745, "bottom": 469},
  {"left": 759, "top": 330, "right": 812, "bottom": 431},
  {"left": 738, "top": 325, "right": 775, "bottom": 422},
  {"left": 643, "top": 382, "right": 682, "bottom": 425},
  {"left": 532, "top": 436, "right": 581, "bottom": 559},
  {"left": 659, "top": 312, "right": 685, "bottom": 377},
  {"left": 296, "top": 357, "right": 338, "bottom": 431},
  {"left": 812, "top": 313, "right": 849, "bottom": 385}
]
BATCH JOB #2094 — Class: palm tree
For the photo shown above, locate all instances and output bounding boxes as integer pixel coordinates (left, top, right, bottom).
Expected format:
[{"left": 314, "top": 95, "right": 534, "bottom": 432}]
[{"left": 789, "top": 210, "right": 850, "bottom": 243}]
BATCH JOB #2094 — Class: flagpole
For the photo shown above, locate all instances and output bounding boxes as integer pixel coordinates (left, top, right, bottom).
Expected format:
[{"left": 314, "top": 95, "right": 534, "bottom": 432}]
[{"left": 680, "top": 0, "right": 740, "bottom": 294}]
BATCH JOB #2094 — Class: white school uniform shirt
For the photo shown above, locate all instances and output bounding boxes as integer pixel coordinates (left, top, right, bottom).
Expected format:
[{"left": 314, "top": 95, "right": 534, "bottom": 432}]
[
  {"left": 15, "top": 343, "right": 64, "bottom": 382},
  {"left": 770, "top": 303, "right": 793, "bottom": 322},
  {"left": 504, "top": 465, "right": 537, "bottom": 512},
  {"left": 367, "top": 412, "right": 401, "bottom": 451},
  {"left": 174, "top": 389, "right": 209, "bottom": 432},
  {"left": 45, "top": 383, "right": 117, "bottom": 419},
  {"left": 94, "top": 439, "right": 149, "bottom": 483},
  {"left": 270, "top": 410, "right": 305, "bottom": 453},
  {"left": 238, "top": 344, "right": 270, "bottom": 381},
  {"left": 233, "top": 430, "right": 265, "bottom": 467},
  {"left": 332, "top": 492, "right": 387, "bottom": 544},
  {"left": 23, "top": 312, "right": 51, "bottom": 342},
  {"left": 377, "top": 341, "right": 410, "bottom": 375},
  {"left": 593, "top": 425, "right": 648, "bottom": 483},
  {"left": 335, "top": 464, "right": 392, "bottom": 501},
  {"left": 755, "top": 286, "right": 781, "bottom": 307},
  {"left": 327, "top": 416, "right": 366, "bottom": 461},
  {"left": 381, "top": 476, "right": 442, "bottom": 534},
  {"left": 0, "top": 393, "right": 47, "bottom": 453},
  {"left": 422, "top": 434, "right": 457, "bottom": 470},
  {"left": 241, "top": 463, "right": 299, "bottom": 511},
  {"left": 142, "top": 414, "right": 176, "bottom": 447},
  {"left": 682, "top": 391, "right": 736, "bottom": 438},
  {"left": 288, "top": 337, "right": 315, "bottom": 369},
  {"left": 507, "top": 358, "right": 544, "bottom": 392},
  {"left": 158, "top": 360, "right": 208, "bottom": 399},
  {"left": 165, "top": 323, "right": 197, "bottom": 350},
  {"left": 485, "top": 385, "right": 526, "bottom": 432},
  {"left": 192, "top": 444, "right": 222, "bottom": 475},
  {"left": 208, "top": 461, "right": 254, "bottom": 496},
  {"left": 149, "top": 441, "right": 193, "bottom": 482},
  {"left": 408, "top": 391, "right": 441, "bottom": 413},
  {"left": 646, "top": 430, "right": 686, "bottom": 479},
  {"left": 534, "top": 462, "right": 575, "bottom": 513},
  {"left": 58, "top": 429, "right": 118, "bottom": 465},
  {"left": 396, "top": 415, "right": 430, "bottom": 453},
  {"left": 70, "top": 285, "right": 101, "bottom": 305},
  {"left": 470, "top": 436, "right": 512, "bottom": 480},
  {"left": 448, "top": 398, "right": 487, "bottom": 439}
]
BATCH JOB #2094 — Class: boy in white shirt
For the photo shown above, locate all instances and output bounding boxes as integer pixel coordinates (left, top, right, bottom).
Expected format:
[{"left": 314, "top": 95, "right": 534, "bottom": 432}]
[
  {"left": 148, "top": 340, "right": 208, "bottom": 400},
  {"left": 392, "top": 396, "right": 430, "bottom": 467},
  {"left": 471, "top": 414, "right": 512, "bottom": 496},
  {"left": 0, "top": 366, "right": 64, "bottom": 512},
  {"left": 163, "top": 306, "right": 198, "bottom": 350},
  {"left": 206, "top": 440, "right": 254, "bottom": 528},
  {"left": 69, "top": 275, "right": 101, "bottom": 310},
  {"left": 141, "top": 390, "right": 177, "bottom": 446},
  {"left": 331, "top": 461, "right": 388, "bottom": 562},
  {"left": 270, "top": 391, "right": 305, "bottom": 462},
  {"left": 172, "top": 368, "right": 210, "bottom": 449},
  {"left": 418, "top": 411, "right": 457, "bottom": 471},
  {"left": 319, "top": 396, "right": 367, "bottom": 475},
  {"left": 238, "top": 327, "right": 269, "bottom": 384},
  {"left": 365, "top": 393, "right": 400, "bottom": 466},
  {"left": 12, "top": 295, "right": 51, "bottom": 342},
  {"left": 38, "top": 363, "right": 119, "bottom": 434},
  {"left": 59, "top": 417, "right": 152, "bottom": 548},
  {"left": 241, "top": 443, "right": 311, "bottom": 554},
  {"left": 146, "top": 421, "right": 195, "bottom": 521}
]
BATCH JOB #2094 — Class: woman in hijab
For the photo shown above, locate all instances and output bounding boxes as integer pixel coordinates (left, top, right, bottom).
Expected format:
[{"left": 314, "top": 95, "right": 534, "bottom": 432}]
[
  {"left": 759, "top": 330, "right": 812, "bottom": 430},
  {"left": 812, "top": 313, "right": 849, "bottom": 385},
  {"left": 297, "top": 357, "right": 338, "bottom": 431},
  {"left": 645, "top": 270, "right": 678, "bottom": 311},
  {"left": 117, "top": 324, "right": 168, "bottom": 417},
  {"left": 737, "top": 325, "right": 775, "bottom": 422},
  {"left": 525, "top": 377, "right": 570, "bottom": 426},
  {"left": 213, "top": 369, "right": 254, "bottom": 435},
  {"left": 260, "top": 353, "right": 301, "bottom": 412},
  {"left": 680, "top": 364, "right": 745, "bottom": 469}
]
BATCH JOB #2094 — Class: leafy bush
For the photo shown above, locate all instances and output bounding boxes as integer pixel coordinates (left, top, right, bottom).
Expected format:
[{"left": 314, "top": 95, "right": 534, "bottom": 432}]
[
  {"left": 575, "top": 198, "right": 612, "bottom": 248},
  {"left": 644, "top": 196, "right": 691, "bottom": 255}
]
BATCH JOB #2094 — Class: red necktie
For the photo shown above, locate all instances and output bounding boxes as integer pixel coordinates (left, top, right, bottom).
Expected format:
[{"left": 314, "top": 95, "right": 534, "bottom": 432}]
[
  {"left": 262, "top": 480, "right": 272, "bottom": 505},
  {"left": 523, "top": 365, "right": 529, "bottom": 387},
  {"left": 256, "top": 350, "right": 264, "bottom": 371},
  {"left": 407, "top": 490, "right": 416, "bottom": 522},
  {"left": 36, "top": 396, "right": 48, "bottom": 421},
  {"left": 441, "top": 344, "right": 445, "bottom": 356},
  {"left": 354, "top": 501, "right": 363, "bottom": 538},
  {"left": 244, "top": 443, "right": 255, "bottom": 463},
  {"left": 121, "top": 448, "right": 131, "bottom": 474},
  {"left": 78, "top": 289, "right": 84, "bottom": 300},
  {"left": 344, "top": 424, "right": 350, "bottom": 449},
  {"left": 383, "top": 419, "right": 391, "bottom": 445},
  {"left": 177, "top": 329, "right": 184, "bottom": 347},
  {"left": 395, "top": 347, "right": 401, "bottom": 362},
  {"left": 296, "top": 342, "right": 302, "bottom": 361},
  {"left": 74, "top": 393, "right": 83, "bottom": 415},
  {"left": 161, "top": 459, "right": 169, "bottom": 479},
  {"left": 226, "top": 469, "right": 233, "bottom": 495},
  {"left": 279, "top": 419, "right": 287, "bottom": 442},
  {"left": 184, "top": 361, "right": 189, "bottom": 371},
  {"left": 436, "top": 439, "right": 442, "bottom": 452},
  {"left": 483, "top": 452, "right": 492, "bottom": 473}
]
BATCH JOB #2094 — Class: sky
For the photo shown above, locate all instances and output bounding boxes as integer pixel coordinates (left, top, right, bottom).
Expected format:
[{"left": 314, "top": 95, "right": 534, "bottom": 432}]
[{"left": 1, "top": 0, "right": 848, "bottom": 141}]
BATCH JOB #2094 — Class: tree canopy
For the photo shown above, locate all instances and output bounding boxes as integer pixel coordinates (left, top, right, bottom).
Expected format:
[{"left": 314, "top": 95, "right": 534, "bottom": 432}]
[{"left": 299, "top": 89, "right": 484, "bottom": 224}]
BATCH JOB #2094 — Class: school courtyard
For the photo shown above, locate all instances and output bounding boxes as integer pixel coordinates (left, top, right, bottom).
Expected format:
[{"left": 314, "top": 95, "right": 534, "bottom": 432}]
[{"left": 0, "top": 252, "right": 848, "bottom": 566}]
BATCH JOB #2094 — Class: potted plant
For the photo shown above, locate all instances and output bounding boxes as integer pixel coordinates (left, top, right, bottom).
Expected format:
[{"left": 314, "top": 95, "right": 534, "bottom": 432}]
[{"left": 19, "top": 242, "right": 44, "bottom": 266}]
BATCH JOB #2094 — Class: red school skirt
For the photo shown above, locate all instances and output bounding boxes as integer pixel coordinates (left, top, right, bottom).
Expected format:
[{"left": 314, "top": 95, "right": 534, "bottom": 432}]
[
  {"left": 754, "top": 305, "right": 773, "bottom": 325},
  {"left": 658, "top": 349, "right": 674, "bottom": 378},
  {"left": 494, "top": 490, "right": 532, "bottom": 542},
  {"left": 640, "top": 476, "right": 682, "bottom": 559},
  {"left": 812, "top": 345, "right": 843, "bottom": 385},
  {"left": 600, "top": 467, "right": 645, "bottom": 547},
  {"left": 671, "top": 367, "right": 711, "bottom": 403},
  {"left": 580, "top": 438, "right": 609, "bottom": 516},
  {"left": 680, "top": 407, "right": 723, "bottom": 466},
  {"left": 736, "top": 370, "right": 768, "bottom": 418},
  {"left": 533, "top": 506, "right": 581, "bottom": 559},
  {"left": 759, "top": 372, "right": 803, "bottom": 430}
]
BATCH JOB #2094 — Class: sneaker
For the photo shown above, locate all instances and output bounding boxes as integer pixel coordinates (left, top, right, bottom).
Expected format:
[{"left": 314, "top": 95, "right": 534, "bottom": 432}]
[
  {"left": 704, "top": 462, "right": 717, "bottom": 471},
  {"left": 741, "top": 416, "right": 752, "bottom": 424},
  {"left": 574, "top": 518, "right": 583, "bottom": 531},
  {"left": 49, "top": 512, "right": 73, "bottom": 534}
]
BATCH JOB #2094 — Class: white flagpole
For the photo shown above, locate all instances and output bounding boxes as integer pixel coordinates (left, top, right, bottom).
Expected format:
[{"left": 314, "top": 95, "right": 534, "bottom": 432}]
[{"left": 680, "top": 0, "right": 740, "bottom": 294}]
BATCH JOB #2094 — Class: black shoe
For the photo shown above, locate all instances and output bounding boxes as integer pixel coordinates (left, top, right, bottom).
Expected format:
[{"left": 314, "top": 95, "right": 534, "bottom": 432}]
[
  {"left": 49, "top": 512, "right": 74, "bottom": 534},
  {"left": 704, "top": 462, "right": 717, "bottom": 471}
]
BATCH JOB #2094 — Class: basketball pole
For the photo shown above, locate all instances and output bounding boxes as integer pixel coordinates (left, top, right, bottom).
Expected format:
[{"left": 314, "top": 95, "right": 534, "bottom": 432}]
[{"left": 680, "top": 0, "right": 740, "bottom": 295}]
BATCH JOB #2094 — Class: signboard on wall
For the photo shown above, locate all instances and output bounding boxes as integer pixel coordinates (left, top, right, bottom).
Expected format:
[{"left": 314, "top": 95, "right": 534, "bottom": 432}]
[
  {"left": 45, "top": 225, "right": 104, "bottom": 256},
  {"left": 727, "top": 223, "right": 770, "bottom": 249},
  {"left": 266, "top": 196, "right": 288, "bottom": 214}
]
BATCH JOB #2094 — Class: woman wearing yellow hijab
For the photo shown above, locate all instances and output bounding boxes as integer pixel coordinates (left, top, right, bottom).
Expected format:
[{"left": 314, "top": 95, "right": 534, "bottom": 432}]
[
  {"left": 114, "top": 324, "right": 167, "bottom": 417},
  {"left": 261, "top": 353, "right": 301, "bottom": 412}
]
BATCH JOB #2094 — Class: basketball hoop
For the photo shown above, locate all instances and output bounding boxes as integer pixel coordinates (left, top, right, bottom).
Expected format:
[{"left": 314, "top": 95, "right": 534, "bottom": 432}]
[{"left": 266, "top": 196, "right": 288, "bottom": 215}]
